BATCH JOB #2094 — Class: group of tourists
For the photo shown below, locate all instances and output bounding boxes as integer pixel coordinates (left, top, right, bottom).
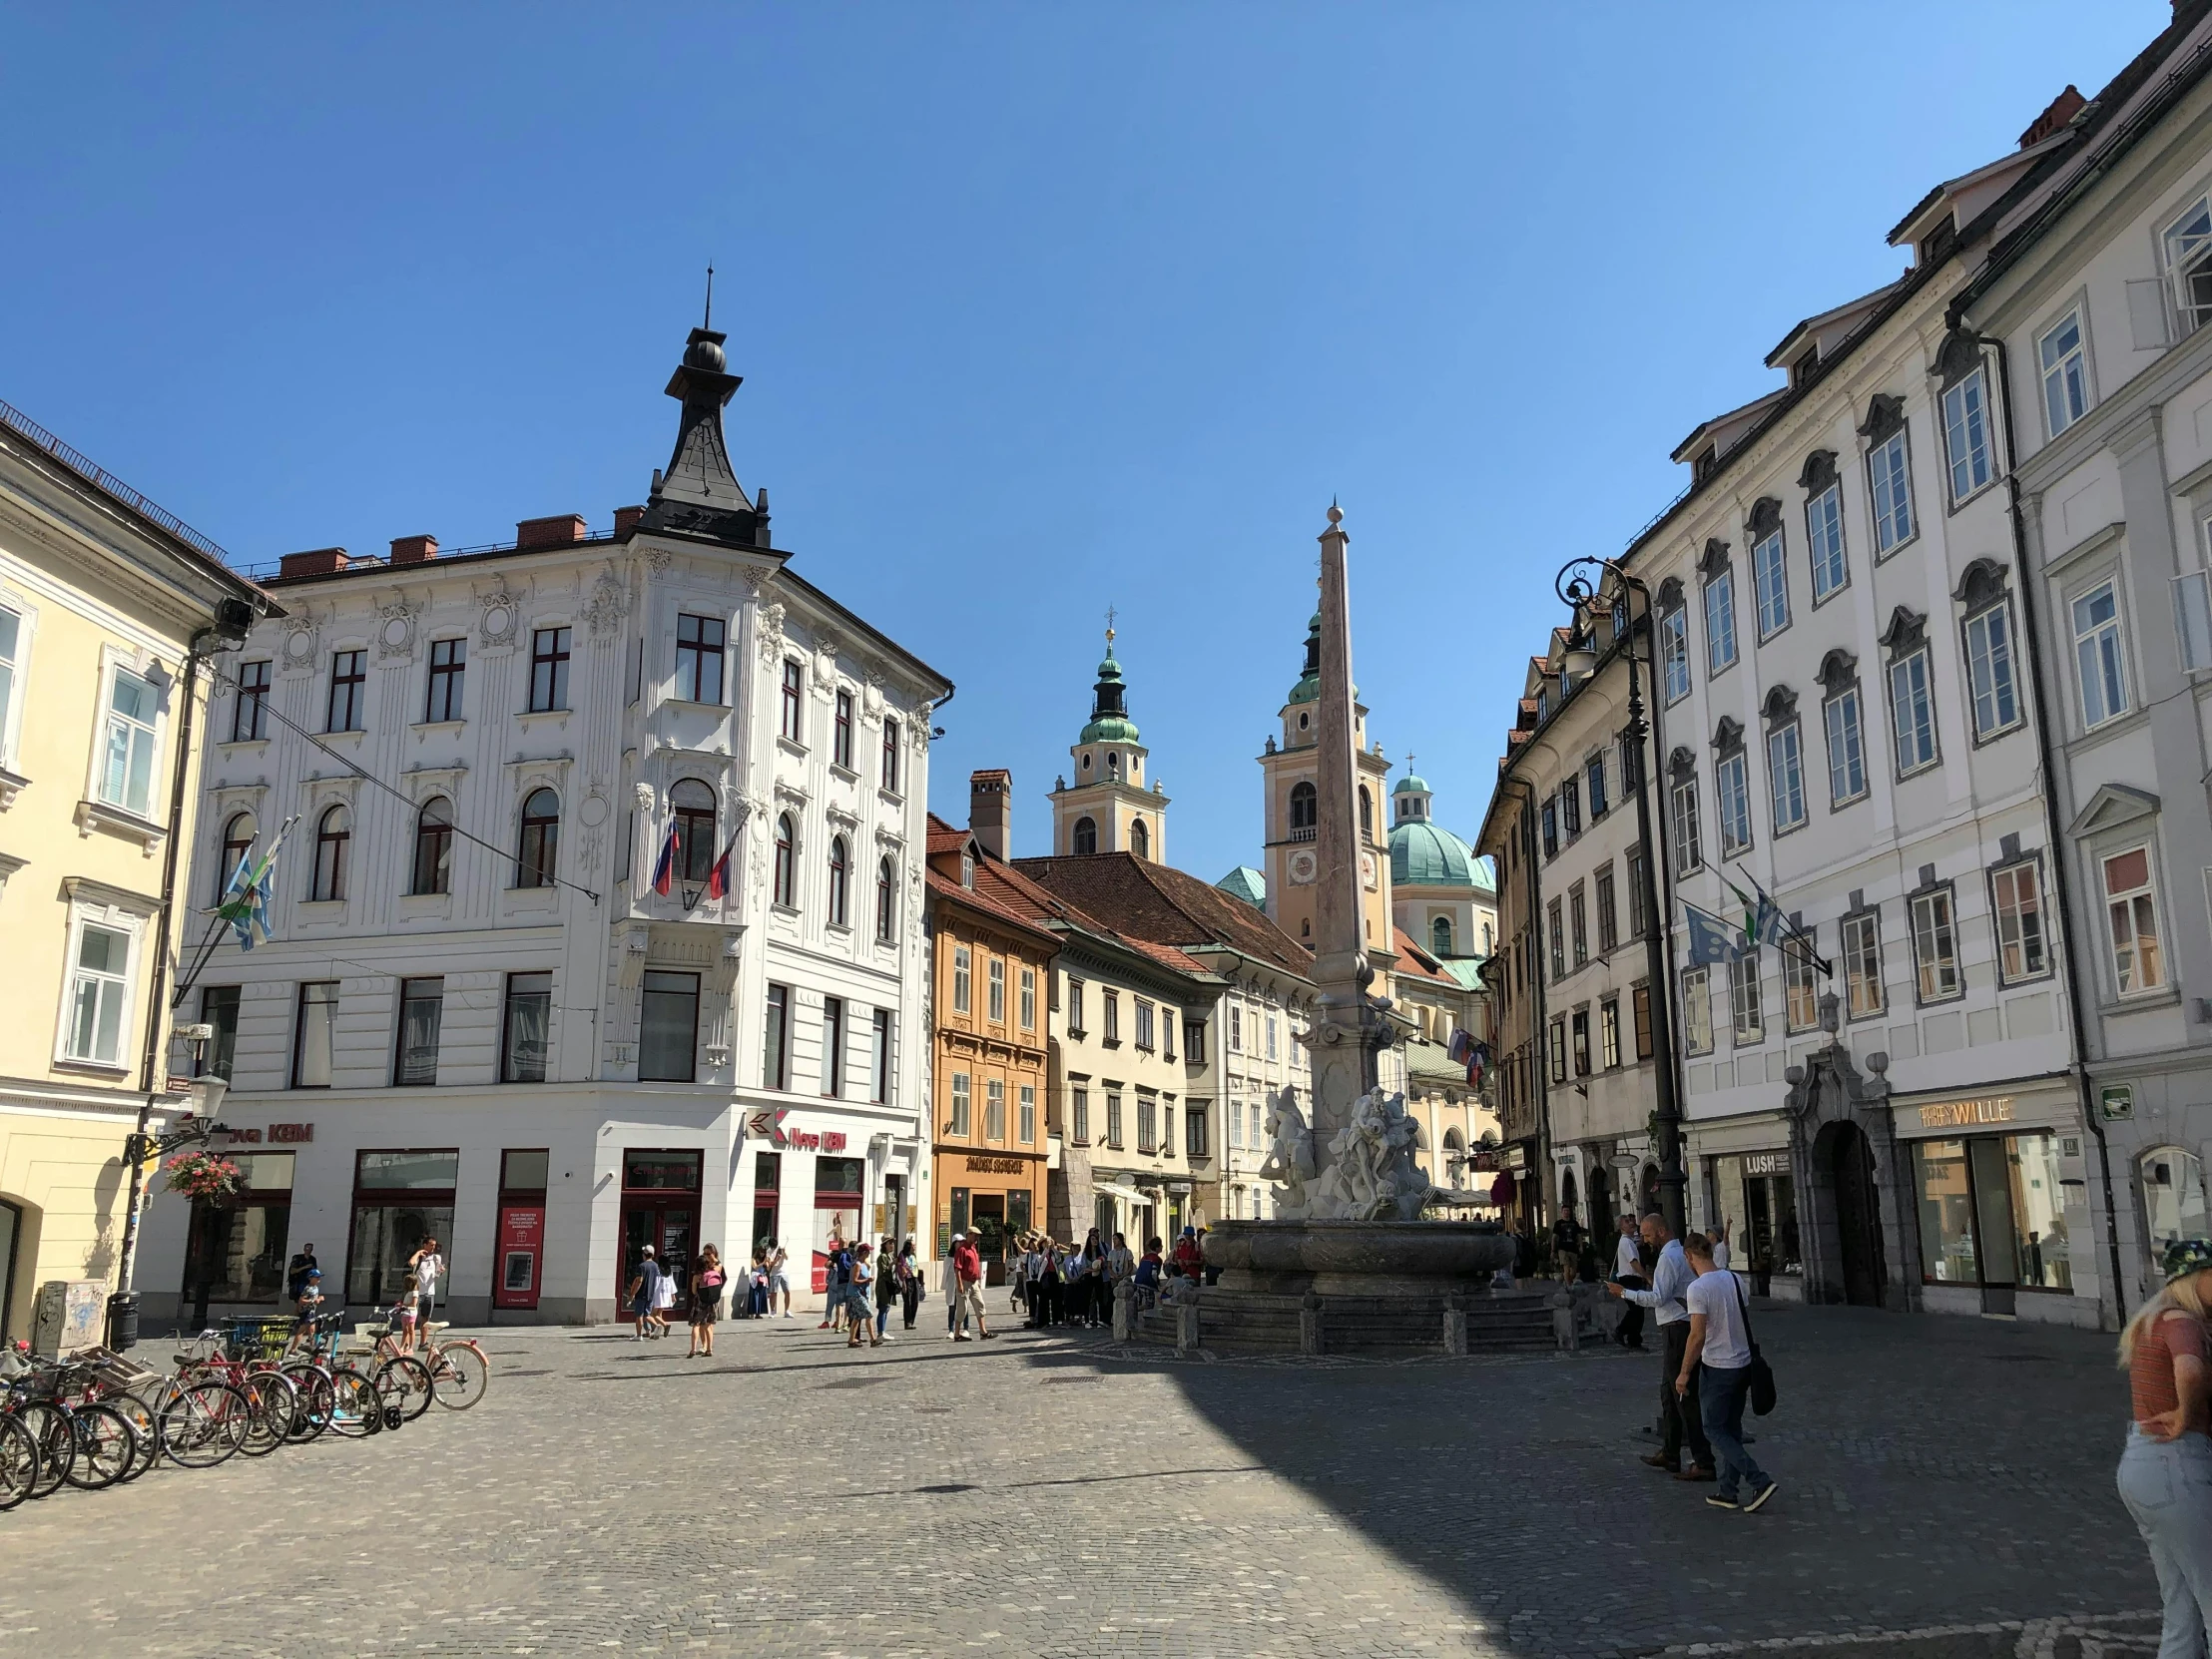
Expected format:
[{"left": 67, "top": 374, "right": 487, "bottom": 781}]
[
  {"left": 817, "top": 1236, "right": 926, "bottom": 1347},
  {"left": 1004, "top": 1225, "right": 1210, "bottom": 1329}
]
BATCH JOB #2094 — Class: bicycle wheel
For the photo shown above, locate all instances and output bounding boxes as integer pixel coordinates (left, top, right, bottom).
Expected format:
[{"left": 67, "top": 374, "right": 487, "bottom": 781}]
[
  {"left": 278, "top": 1363, "right": 334, "bottom": 1441},
  {"left": 326, "top": 1365, "right": 381, "bottom": 1437},
  {"left": 158, "top": 1380, "right": 248, "bottom": 1468},
  {"left": 64, "top": 1403, "right": 139, "bottom": 1490},
  {"left": 107, "top": 1394, "right": 160, "bottom": 1480},
  {"left": 20, "top": 1402, "right": 73, "bottom": 1497},
  {"left": 237, "top": 1373, "right": 297, "bottom": 1457},
  {"left": 0, "top": 1416, "right": 38, "bottom": 1510},
  {"left": 426, "top": 1342, "right": 488, "bottom": 1410},
  {"left": 373, "top": 1354, "right": 434, "bottom": 1421}
]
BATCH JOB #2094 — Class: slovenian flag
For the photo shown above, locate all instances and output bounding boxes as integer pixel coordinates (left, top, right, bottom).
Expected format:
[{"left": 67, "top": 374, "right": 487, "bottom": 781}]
[
  {"left": 705, "top": 835, "right": 737, "bottom": 901},
  {"left": 652, "top": 821, "right": 680, "bottom": 895}
]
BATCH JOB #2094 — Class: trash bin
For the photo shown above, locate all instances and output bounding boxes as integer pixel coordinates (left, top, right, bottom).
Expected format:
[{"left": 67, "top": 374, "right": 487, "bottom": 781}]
[{"left": 107, "top": 1292, "right": 140, "bottom": 1352}]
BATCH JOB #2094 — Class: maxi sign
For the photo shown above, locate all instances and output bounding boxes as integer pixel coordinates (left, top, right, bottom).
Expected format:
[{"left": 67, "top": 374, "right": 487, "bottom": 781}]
[{"left": 745, "top": 1109, "right": 846, "bottom": 1154}]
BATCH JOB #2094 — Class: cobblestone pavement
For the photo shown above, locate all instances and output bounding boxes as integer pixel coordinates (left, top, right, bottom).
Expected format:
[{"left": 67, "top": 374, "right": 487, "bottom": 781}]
[{"left": 0, "top": 1300, "right": 2162, "bottom": 1658}]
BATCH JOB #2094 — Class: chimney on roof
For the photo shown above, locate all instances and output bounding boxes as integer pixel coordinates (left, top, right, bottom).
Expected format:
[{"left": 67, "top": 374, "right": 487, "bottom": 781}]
[
  {"left": 516, "top": 513, "right": 588, "bottom": 550},
  {"left": 969, "top": 769, "right": 1013, "bottom": 861},
  {"left": 2019, "top": 85, "right": 2086, "bottom": 150},
  {"left": 389, "top": 534, "right": 439, "bottom": 565},
  {"left": 278, "top": 547, "right": 349, "bottom": 578},
  {"left": 613, "top": 505, "right": 646, "bottom": 537}
]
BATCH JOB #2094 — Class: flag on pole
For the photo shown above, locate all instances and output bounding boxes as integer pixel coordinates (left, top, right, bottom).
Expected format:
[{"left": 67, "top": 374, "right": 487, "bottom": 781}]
[
  {"left": 652, "top": 821, "right": 680, "bottom": 896},
  {"left": 1723, "top": 876, "right": 1789, "bottom": 950},
  {"left": 705, "top": 834, "right": 738, "bottom": 901},
  {"left": 215, "top": 817, "right": 293, "bottom": 950},
  {"left": 1683, "top": 901, "right": 1747, "bottom": 964}
]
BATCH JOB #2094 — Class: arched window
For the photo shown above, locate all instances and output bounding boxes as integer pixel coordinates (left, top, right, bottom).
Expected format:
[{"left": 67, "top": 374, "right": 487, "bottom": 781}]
[
  {"left": 1443, "top": 1128, "right": 1466, "bottom": 1153},
  {"left": 1073, "top": 817, "right": 1097, "bottom": 855},
  {"left": 1431, "top": 915, "right": 1453, "bottom": 956},
  {"left": 517, "top": 789, "right": 559, "bottom": 888},
  {"left": 671, "top": 779, "right": 716, "bottom": 883},
  {"left": 411, "top": 797, "right": 453, "bottom": 895},
  {"left": 828, "top": 836, "right": 850, "bottom": 927},
  {"left": 1301, "top": 917, "right": 1311, "bottom": 938},
  {"left": 1130, "top": 818, "right": 1149, "bottom": 860},
  {"left": 1359, "top": 785, "right": 1374, "bottom": 838},
  {"left": 876, "top": 857, "right": 896, "bottom": 943},
  {"left": 1290, "top": 782, "right": 1318, "bottom": 831},
  {"left": 774, "top": 814, "right": 797, "bottom": 908},
  {"left": 2143, "top": 1147, "right": 2210, "bottom": 1260},
  {"left": 219, "top": 812, "right": 256, "bottom": 903},
  {"left": 310, "top": 806, "right": 349, "bottom": 901}
]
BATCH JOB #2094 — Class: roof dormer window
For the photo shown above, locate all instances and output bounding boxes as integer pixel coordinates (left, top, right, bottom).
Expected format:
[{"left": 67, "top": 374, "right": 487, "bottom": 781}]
[
  {"left": 1789, "top": 346, "right": 1819, "bottom": 388},
  {"left": 1692, "top": 446, "right": 1718, "bottom": 483}
]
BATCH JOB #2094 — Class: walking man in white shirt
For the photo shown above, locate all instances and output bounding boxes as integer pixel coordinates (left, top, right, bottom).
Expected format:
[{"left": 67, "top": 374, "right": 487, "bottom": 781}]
[
  {"left": 1606, "top": 1213, "right": 1714, "bottom": 1481},
  {"left": 1610, "top": 1216, "right": 1647, "bottom": 1351},
  {"left": 1679, "top": 1230, "right": 1777, "bottom": 1512}
]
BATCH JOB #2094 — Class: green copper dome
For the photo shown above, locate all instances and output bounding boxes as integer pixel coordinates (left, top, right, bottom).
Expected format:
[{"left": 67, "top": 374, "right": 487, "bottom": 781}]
[
  {"left": 1080, "top": 648, "right": 1140, "bottom": 745},
  {"left": 1392, "top": 773, "right": 1429, "bottom": 797},
  {"left": 1389, "top": 819, "right": 1494, "bottom": 892}
]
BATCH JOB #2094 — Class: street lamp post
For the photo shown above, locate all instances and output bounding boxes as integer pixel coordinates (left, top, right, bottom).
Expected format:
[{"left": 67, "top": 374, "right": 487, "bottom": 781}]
[{"left": 1555, "top": 557, "right": 1686, "bottom": 1237}]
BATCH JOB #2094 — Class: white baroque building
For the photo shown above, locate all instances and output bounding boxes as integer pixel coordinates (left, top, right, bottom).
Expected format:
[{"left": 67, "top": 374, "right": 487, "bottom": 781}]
[{"left": 138, "top": 322, "right": 950, "bottom": 1323}]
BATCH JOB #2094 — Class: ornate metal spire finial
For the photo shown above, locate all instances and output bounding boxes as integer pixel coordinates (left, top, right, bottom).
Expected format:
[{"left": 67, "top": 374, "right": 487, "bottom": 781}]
[
  {"left": 1104, "top": 603, "right": 1117, "bottom": 650},
  {"left": 703, "top": 264, "right": 715, "bottom": 330}
]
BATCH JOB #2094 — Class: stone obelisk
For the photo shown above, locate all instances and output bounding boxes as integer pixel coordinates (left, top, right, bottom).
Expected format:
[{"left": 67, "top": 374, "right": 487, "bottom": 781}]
[{"left": 1306, "top": 502, "right": 1382, "bottom": 1155}]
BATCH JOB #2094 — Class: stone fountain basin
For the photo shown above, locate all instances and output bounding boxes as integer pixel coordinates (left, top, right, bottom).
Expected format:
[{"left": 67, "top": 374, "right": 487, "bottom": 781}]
[{"left": 1201, "top": 1218, "right": 1515, "bottom": 1296}]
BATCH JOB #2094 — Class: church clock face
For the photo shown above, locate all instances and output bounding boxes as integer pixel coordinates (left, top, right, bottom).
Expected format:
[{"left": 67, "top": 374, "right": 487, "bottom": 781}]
[
  {"left": 1361, "top": 850, "right": 1379, "bottom": 890},
  {"left": 1289, "top": 848, "right": 1318, "bottom": 884}
]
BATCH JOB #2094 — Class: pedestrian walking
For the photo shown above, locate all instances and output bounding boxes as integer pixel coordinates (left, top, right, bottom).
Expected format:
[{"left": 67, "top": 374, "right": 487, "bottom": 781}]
[
  {"left": 2117, "top": 1237, "right": 2212, "bottom": 1655},
  {"left": 897, "top": 1238, "right": 922, "bottom": 1330},
  {"left": 845, "top": 1244, "right": 883, "bottom": 1349},
  {"left": 941, "top": 1236, "right": 964, "bottom": 1338},
  {"left": 874, "top": 1235, "right": 898, "bottom": 1342},
  {"left": 1551, "top": 1205, "right": 1585, "bottom": 1283},
  {"left": 766, "top": 1241, "right": 793, "bottom": 1318},
  {"left": 651, "top": 1255, "right": 679, "bottom": 1335},
  {"left": 408, "top": 1236, "right": 444, "bottom": 1330},
  {"left": 286, "top": 1242, "right": 320, "bottom": 1303},
  {"left": 1606, "top": 1212, "right": 1714, "bottom": 1481},
  {"left": 1679, "top": 1230, "right": 1776, "bottom": 1512},
  {"left": 950, "top": 1230, "right": 991, "bottom": 1341},
  {"left": 628, "top": 1244, "right": 664, "bottom": 1340},
  {"left": 1611, "top": 1216, "right": 1648, "bottom": 1351},
  {"left": 822, "top": 1230, "right": 852, "bottom": 1332},
  {"left": 690, "top": 1245, "right": 725, "bottom": 1357}
]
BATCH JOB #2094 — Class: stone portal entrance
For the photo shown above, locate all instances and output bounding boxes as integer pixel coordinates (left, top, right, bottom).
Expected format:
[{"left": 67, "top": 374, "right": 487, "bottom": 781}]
[{"left": 1784, "top": 1042, "right": 1919, "bottom": 1311}]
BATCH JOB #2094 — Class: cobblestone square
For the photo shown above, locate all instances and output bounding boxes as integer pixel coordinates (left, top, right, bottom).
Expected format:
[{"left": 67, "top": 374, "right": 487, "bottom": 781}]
[{"left": 0, "top": 1302, "right": 2161, "bottom": 1658}]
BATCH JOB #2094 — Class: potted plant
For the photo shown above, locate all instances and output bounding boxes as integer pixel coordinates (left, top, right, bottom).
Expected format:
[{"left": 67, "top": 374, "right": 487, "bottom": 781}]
[{"left": 162, "top": 1150, "right": 245, "bottom": 1205}]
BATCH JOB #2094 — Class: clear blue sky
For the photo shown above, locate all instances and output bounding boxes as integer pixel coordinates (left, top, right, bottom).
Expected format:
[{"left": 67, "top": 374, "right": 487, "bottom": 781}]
[{"left": 0, "top": 4, "right": 2163, "bottom": 881}]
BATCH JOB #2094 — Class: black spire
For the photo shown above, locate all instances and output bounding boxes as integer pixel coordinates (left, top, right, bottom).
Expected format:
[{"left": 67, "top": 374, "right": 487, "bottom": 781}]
[{"left": 641, "top": 318, "right": 770, "bottom": 549}]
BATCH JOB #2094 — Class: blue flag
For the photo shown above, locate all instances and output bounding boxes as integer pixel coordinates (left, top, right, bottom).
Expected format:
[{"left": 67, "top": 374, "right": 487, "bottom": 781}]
[{"left": 1683, "top": 902, "right": 1745, "bottom": 964}]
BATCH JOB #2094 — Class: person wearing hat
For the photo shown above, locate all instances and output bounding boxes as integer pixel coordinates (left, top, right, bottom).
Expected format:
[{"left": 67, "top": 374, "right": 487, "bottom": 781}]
[
  {"left": 941, "top": 1233, "right": 966, "bottom": 1339},
  {"left": 626, "top": 1244, "right": 665, "bottom": 1341},
  {"left": 2117, "top": 1236, "right": 2212, "bottom": 1653}
]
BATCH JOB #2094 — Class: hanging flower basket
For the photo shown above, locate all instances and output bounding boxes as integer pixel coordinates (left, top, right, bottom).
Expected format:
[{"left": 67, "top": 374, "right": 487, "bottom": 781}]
[{"left": 163, "top": 1150, "right": 245, "bottom": 1204}]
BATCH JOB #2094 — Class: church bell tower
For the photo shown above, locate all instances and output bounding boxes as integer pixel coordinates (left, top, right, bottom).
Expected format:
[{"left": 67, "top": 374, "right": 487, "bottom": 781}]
[{"left": 1050, "top": 620, "right": 1168, "bottom": 861}]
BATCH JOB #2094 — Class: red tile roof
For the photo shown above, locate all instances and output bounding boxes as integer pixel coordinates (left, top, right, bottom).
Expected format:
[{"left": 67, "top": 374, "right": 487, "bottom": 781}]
[{"left": 1012, "top": 851, "right": 1312, "bottom": 976}]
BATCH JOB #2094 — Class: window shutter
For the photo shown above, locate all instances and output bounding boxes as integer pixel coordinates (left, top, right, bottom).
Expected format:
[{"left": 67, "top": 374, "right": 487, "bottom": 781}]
[
  {"left": 2176, "top": 570, "right": 2212, "bottom": 672},
  {"left": 2127, "top": 279, "right": 2172, "bottom": 351}
]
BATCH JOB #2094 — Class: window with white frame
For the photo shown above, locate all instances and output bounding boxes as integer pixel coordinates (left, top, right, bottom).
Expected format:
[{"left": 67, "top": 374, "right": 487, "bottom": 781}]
[
  {"left": 952, "top": 943, "right": 971, "bottom": 1013},
  {"left": 2103, "top": 845, "right": 2165, "bottom": 995},
  {"left": 1587, "top": 749, "right": 1607, "bottom": 819},
  {"left": 1941, "top": 366, "right": 1993, "bottom": 502},
  {"left": 1660, "top": 607, "right": 1691, "bottom": 702},
  {"left": 1991, "top": 860, "right": 2049, "bottom": 983},
  {"left": 1669, "top": 772, "right": 1703, "bottom": 875},
  {"left": 1752, "top": 525, "right": 1790, "bottom": 639},
  {"left": 1869, "top": 428, "right": 1917, "bottom": 554},
  {"left": 1823, "top": 682, "right": 1868, "bottom": 806},
  {"left": 0, "top": 604, "right": 22, "bottom": 768},
  {"left": 62, "top": 918, "right": 133, "bottom": 1066},
  {"left": 1767, "top": 721, "right": 1807, "bottom": 832},
  {"left": 1681, "top": 965, "right": 1713, "bottom": 1055},
  {"left": 2039, "top": 307, "right": 2090, "bottom": 437},
  {"left": 1806, "top": 482, "right": 1847, "bottom": 601},
  {"left": 2072, "top": 580, "right": 2131, "bottom": 729},
  {"left": 1704, "top": 568, "right": 1738, "bottom": 673},
  {"left": 949, "top": 1071, "right": 971, "bottom": 1136},
  {"left": 2164, "top": 193, "right": 2212, "bottom": 336},
  {"left": 100, "top": 666, "right": 160, "bottom": 816},
  {"left": 1716, "top": 750, "right": 1753, "bottom": 857},
  {"left": 1962, "top": 593, "right": 2023, "bottom": 740},
  {"left": 1842, "top": 909, "right": 1884, "bottom": 1017},
  {"left": 1911, "top": 886, "right": 1961, "bottom": 1002},
  {"left": 1889, "top": 646, "right": 1937, "bottom": 776},
  {"left": 1729, "top": 949, "right": 1763, "bottom": 1045},
  {"left": 1784, "top": 940, "right": 1819, "bottom": 1033}
]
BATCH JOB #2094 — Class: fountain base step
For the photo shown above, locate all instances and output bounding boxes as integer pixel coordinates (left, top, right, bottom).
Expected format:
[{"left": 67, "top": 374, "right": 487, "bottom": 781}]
[{"left": 1128, "top": 1287, "right": 1557, "bottom": 1358}]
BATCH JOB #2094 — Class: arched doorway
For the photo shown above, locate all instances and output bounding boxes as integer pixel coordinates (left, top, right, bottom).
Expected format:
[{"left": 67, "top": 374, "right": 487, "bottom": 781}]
[{"left": 1825, "top": 1121, "right": 1887, "bottom": 1307}]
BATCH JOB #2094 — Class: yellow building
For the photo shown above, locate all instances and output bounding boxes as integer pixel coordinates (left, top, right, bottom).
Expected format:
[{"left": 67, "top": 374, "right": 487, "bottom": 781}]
[{"left": 0, "top": 400, "right": 273, "bottom": 1344}]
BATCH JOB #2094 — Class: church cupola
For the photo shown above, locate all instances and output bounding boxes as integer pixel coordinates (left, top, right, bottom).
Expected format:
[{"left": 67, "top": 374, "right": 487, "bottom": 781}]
[
  {"left": 1050, "top": 616, "right": 1168, "bottom": 861},
  {"left": 1392, "top": 768, "right": 1433, "bottom": 825}
]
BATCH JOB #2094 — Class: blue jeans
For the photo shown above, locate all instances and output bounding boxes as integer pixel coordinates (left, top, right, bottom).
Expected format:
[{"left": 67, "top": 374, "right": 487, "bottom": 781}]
[
  {"left": 2117, "top": 1426, "right": 2212, "bottom": 1659},
  {"left": 1699, "top": 1363, "right": 1770, "bottom": 1501}
]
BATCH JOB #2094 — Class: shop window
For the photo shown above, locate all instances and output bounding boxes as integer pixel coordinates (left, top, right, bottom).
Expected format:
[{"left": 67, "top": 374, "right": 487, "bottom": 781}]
[
  {"left": 182, "top": 1151, "right": 294, "bottom": 1306},
  {"left": 347, "top": 1149, "right": 458, "bottom": 1308},
  {"left": 2142, "top": 1147, "right": 2210, "bottom": 1263},
  {"left": 1913, "top": 1134, "right": 2072, "bottom": 1292},
  {"left": 1711, "top": 1156, "right": 1801, "bottom": 1277}
]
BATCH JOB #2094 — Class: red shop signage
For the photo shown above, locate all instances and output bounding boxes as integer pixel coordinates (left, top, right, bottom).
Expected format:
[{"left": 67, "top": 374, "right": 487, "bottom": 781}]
[
  {"left": 219, "top": 1123, "right": 314, "bottom": 1146},
  {"left": 745, "top": 1110, "right": 843, "bottom": 1153}
]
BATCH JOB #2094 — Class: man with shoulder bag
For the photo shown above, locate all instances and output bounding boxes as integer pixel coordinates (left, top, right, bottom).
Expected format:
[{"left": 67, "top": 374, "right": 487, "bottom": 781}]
[{"left": 1678, "top": 1230, "right": 1778, "bottom": 1514}]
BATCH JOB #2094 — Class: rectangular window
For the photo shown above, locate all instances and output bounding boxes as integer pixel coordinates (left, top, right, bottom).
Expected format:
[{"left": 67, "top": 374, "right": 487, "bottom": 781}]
[
  {"left": 1019, "top": 966, "right": 1036, "bottom": 1030},
  {"left": 394, "top": 975, "right": 444, "bottom": 1086},
  {"left": 1670, "top": 777, "right": 1703, "bottom": 875},
  {"left": 423, "top": 638, "right": 465, "bottom": 724},
  {"left": 1784, "top": 942, "right": 1818, "bottom": 1033},
  {"left": 1767, "top": 722, "right": 1807, "bottom": 831},
  {"left": 1571, "top": 1009, "right": 1591, "bottom": 1076},
  {"left": 233, "top": 658, "right": 273, "bottom": 741},
  {"left": 1229, "top": 1097, "right": 1245, "bottom": 1149},
  {"left": 871, "top": 1008, "right": 893, "bottom": 1104},
  {"left": 1992, "top": 862, "right": 2048, "bottom": 984},
  {"left": 500, "top": 971, "right": 551, "bottom": 1083},
  {"left": 1166, "top": 1009, "right": 1180, "bottom": 1062},
  {"left": 952, "top": 943, "right": 971, "bottom": 1014},
  {"left": 1730, "top": 950, "right": 1764, "bottom": 1044},
  {"left": 1942, "top": 366, "right": 1992, "bottom": 501},
  {"left": 1716, "top": 752, "right": 1753, "bottom": 856},
  {"left": 881, "top": 720, "right": 901, "bottom": 792},
  {"left": 2039, "top": 307, "right": 2090, "bottom": 437},
  {"left": 1626, "top": 850, "right": 1648, "bottom": 936},
  {"left": 1843, "top": 911, "right": 1884, "bottom": 1017},
  {"left": 985, "top": 1079, "right": 1005, "bottom": 1142},
  {"left": 200, "top": 984, "right": 241, "bottom": 1082},
  {"left": 527, "top": 628, "right": 570, "bottom": 713},
  {"left": 1752, "top": 529, "right": 1790, "bottom": 639},
  {"left": 324, "top": 651, "right": 365, "bottom": 735},
  {"left": 293, "top": 979, "right": 338, "bottom": 1088},
  {"left": 1547, "top": 898, "right": 1565, "bottom": 981},
  {"left": 1019, "top": 1084, "right": 1036, "bottom": 1145},
  {"left": 1595, "top": 864, "right": 1618, "bottom": 952},
  {"left": 1890, "top": 650, "right": 1937, "bottom": 775},
  {"left": 1185, "top": 1102, "right": 1209, "bottom": 1158},
  {"left": 1072, "top": 1086, "right": 1090, "bottom": 1143},
  {"left": 780, "top": 660, "right": 803, "bottom": 742},
  {"left": 0, "top": 607, "right": 20, "bottom": 761},
  {"left": 1964, "top": 603, "right": 2022, "bottom": 739},
  {"left": 1806, "top": 484, "right": 1847, "bottom": 601},
  {"left": 988, "top": 958, "right": 1005, "bottom": 1023},
  {"left": 1067, "top": 976, "right": 1085, "bottom": 1034},
  {"left": 1704, "top": 569, "right": 1738, "bottom": 672},
  {"left": 1599, "top": 998, "right": 1621, "bottom": 1069},
  {"left": 1869, "top": 429, "right": 1916, "bottom": 554},
  {"left": 1183, "top": 1018, "right": 1204, "bottom": 1063},
  {"left": 1548, "top": 1016, "right": 1567, "bottom": 1083},
  {"left": 763, "top": 983, "right": 790, "bottom": 1090},
  {"left": 1103, "top": 990, "right": 1121, "bottom": 1043},
  {"left": 65, "top": 921, "right": 133, "bottom": 1066},
  {"left": 833, "top": 688, "right": 854, "bottom": 768},
  {"left": 1587, "top": 751, "right": 1608, "bottom": 820},
  {"left": 1106, "top": 1091, "right": 1124, "bottom": 1150},
  {"left": 2072, "top": 580, "right": 2131, "bottom": 729},
  {"left": 1681, "top": 966, "right": 1713, "bottom": 1055},
  {"left": 1569, "top": 882, "right": 1588, "bottom": 968},
  {"left": 950, "top": 1072, "right": 971, "bottom": 1136},
  {"left": 1137, "top": 1095, "right": 1156, "bottom": 1154},
  {"left": 2178, "top": 566, "right": 2212, "bottom": 672},
  {"left": 2103, "top": 845, "right": 2165, "bottom": 995},
  {"left": 636, "top": 971, "right": 700, "bottom": 1083},
  {"left": 1541, "top": 798, "right": 1558, "bottom": 858},
  {"left": 1561, "top": 778, "right": 1582, "bottom": 839},
  {"left": 1824, "top": 686, "right": 1868, "bottom": 805},
  {"left": 820, "top": 995, "right": 844, "bottom": 1096},
  {"left": 1135, "top": 998, "right": 1155, "bottom": 1050},
  {"left": 1659, "top": 607, "right": 1690, "bottom": 703},
  {"left": 1632, "top": 983, "right": 1654, "bottom": 1060},
  {"left": 675, "top": 614, "right": 726, "bottom": 705}
]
